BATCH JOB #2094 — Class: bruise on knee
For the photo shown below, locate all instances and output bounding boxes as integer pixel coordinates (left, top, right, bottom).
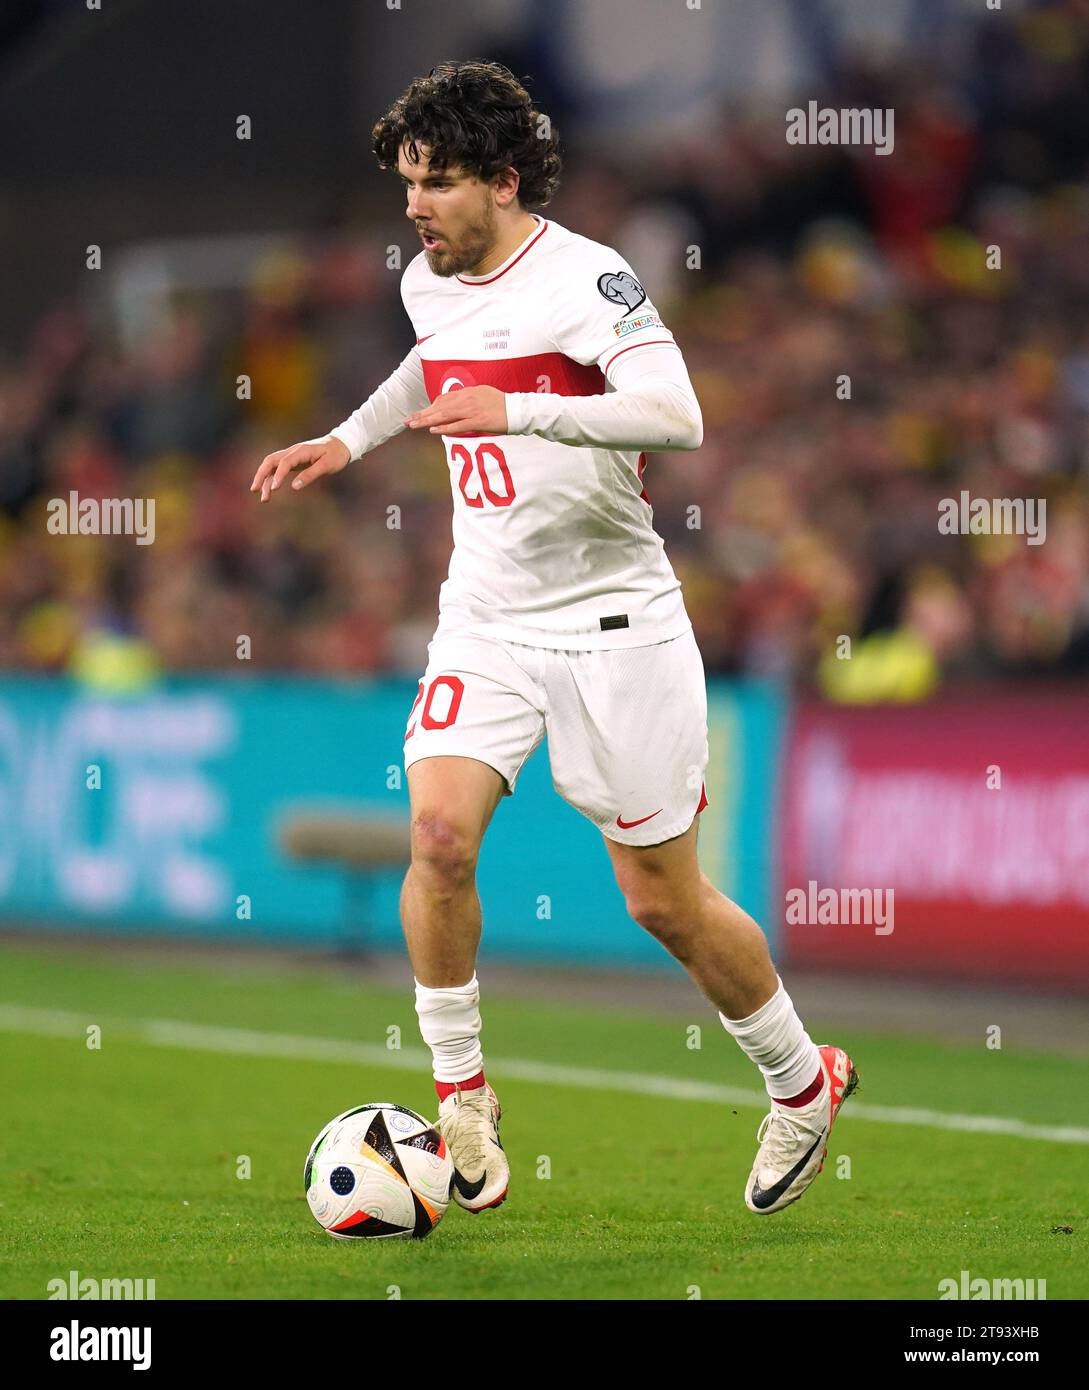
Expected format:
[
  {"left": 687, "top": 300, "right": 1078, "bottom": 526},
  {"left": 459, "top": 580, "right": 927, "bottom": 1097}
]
[{"left": 411, "top": 811, "right": 477, "bottom": 886}]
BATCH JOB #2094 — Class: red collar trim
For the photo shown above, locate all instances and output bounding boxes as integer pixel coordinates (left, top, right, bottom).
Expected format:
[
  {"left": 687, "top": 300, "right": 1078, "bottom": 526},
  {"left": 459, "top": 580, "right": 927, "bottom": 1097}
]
[{"left": 455, "top": 217, "right": 549, "bottom": 285}]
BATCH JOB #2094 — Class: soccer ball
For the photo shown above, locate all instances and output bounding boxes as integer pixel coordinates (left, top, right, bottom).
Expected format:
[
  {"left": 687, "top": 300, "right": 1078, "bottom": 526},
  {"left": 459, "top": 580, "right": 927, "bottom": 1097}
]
[{"left": 304, "top": 1103, "right": 453, "bottom": 1239}]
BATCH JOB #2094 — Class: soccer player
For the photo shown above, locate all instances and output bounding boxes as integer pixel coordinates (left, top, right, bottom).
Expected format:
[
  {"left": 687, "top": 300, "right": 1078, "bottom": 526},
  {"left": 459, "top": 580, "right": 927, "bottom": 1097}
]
[{"left": 250, "top": 61, "right": 857, "bottom": 1217}]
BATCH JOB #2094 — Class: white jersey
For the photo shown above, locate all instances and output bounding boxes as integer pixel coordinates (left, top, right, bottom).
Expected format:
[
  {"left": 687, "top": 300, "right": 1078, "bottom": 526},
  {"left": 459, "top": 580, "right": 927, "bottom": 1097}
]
[{"left": 402, "top": 216, "right": 697, "bottom": 650}]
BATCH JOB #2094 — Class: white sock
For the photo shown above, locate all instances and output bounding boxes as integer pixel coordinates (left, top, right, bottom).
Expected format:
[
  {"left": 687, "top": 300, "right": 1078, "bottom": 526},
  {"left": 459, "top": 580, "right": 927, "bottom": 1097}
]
[
  {"left": 718, "top": 976, "right": 822, "bottom": 1102},
  {"left": 414, "top": 975, "right": 484, "bottom": 1083}
]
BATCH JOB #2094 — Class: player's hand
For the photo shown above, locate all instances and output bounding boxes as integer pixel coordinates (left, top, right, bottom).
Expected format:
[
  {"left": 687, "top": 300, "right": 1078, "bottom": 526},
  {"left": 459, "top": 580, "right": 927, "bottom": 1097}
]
[
  {"left": 249, "top": 437, "right": 351, "bottom": 502},
  {"left": 404, "top": 386, "right": 508, "bottom": 437}
]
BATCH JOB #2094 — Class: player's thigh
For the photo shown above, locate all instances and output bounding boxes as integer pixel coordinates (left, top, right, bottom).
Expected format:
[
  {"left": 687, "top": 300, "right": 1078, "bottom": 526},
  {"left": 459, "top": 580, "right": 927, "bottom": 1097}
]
[
  {"left": 601, "top": 816, "right": 705, "bottom": 928},
  {"left": 406, "top": 755, "right": 507, "bottom": 866},
  {"left": 403, "top": 635, "right": 545, "bottom": 866},
  {"left": 546, "top": 630, "right": 709, "bottom": 847}
]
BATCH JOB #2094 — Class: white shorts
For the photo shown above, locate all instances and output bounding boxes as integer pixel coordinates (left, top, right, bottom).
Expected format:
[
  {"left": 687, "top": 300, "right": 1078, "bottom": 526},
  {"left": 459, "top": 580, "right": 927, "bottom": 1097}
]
[{"left": 403, "top": 628, "right": 709, "bottom": 846}]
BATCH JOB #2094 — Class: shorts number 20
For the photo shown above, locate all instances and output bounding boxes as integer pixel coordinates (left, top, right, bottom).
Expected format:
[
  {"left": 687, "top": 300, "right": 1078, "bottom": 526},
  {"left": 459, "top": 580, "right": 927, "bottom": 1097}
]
[{"left": 406, "top": 675, "right": 465, "bottom": 740}]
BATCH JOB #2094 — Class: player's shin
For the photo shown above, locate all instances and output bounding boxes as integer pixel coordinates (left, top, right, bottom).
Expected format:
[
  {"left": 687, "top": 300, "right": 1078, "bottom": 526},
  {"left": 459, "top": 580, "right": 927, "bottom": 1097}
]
[
  {"left": 413, "top": 974, "right": 485, "bottom": 1090},
  {"left": 718, "top": 975, "right": 823, "bottom": 1104}
]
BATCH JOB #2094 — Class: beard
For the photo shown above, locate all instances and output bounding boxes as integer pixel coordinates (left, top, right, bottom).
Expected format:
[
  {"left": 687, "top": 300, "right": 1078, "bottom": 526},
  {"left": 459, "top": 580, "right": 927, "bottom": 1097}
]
[{"left": 424, "top": 197, "right": 496, "bottom": 277}]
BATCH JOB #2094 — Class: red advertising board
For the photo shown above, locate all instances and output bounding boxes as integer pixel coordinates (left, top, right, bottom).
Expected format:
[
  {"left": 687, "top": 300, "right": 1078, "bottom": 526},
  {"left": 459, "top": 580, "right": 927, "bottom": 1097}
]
[{"left": 777, "top": 693, "right": 1089, "bottom": 990}]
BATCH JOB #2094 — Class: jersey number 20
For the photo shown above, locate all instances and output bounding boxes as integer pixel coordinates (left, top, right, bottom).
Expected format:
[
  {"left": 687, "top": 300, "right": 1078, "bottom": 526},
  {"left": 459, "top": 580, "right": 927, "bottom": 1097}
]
[{"left": 453, "top": 442, "right": 515, "bottom": 508}]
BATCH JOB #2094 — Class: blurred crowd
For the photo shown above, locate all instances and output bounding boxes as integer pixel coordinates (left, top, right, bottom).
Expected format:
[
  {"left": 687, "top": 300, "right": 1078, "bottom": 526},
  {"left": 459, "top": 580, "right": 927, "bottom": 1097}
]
[{"left": 2, "top": 6, "right": 1089, "bottom": 696}]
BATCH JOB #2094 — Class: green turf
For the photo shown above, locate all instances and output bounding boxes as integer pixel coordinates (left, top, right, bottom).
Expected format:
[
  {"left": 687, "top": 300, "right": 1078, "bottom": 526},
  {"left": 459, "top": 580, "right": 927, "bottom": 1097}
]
[{"left": 1, "top": 943, "right": 1085, "bottom": 1299}]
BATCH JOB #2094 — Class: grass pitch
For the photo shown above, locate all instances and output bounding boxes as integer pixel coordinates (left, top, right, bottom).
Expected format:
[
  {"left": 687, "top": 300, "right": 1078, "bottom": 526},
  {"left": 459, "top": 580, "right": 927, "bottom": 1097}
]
[{"left": 1, "top": 942, "right": 1086, "bottom": 1300}]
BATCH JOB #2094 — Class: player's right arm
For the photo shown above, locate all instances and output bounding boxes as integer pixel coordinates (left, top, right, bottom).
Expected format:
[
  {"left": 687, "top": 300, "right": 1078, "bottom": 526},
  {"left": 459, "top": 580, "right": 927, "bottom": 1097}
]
[
  {"left": 249, "top": 344, "right": 430, "bottom": 501},
  {"left": 503, "top": 248, "right": 702, "bottom": 453}
]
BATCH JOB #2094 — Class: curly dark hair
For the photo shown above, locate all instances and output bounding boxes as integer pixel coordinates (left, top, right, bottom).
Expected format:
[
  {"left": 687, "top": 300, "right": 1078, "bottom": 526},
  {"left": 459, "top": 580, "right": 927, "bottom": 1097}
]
[{"left": 372, "top": 60, "right": 562, "bottom": 210}]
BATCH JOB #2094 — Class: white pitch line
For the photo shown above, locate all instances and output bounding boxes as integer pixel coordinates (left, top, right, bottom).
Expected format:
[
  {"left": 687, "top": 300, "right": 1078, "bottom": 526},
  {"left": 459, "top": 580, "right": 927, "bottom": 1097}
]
[{"left": 3, "top": 1003, "right": 1088, "bottom": 1146}]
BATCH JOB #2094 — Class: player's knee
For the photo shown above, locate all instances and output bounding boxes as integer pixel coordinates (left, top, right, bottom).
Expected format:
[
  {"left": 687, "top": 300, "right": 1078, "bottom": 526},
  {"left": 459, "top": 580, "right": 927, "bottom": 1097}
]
[
  {"left": 410, "top": 810, "right": 479, "bottom": 890},
  {"left": 626, "top": 894, "right": 690, "bottom": 957}
]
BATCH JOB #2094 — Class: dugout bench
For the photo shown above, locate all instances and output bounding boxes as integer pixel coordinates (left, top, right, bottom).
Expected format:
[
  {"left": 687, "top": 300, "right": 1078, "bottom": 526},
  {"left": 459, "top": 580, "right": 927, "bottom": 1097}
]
[{"left": 278, "top": 810, "right": 411, "bottom": 958}]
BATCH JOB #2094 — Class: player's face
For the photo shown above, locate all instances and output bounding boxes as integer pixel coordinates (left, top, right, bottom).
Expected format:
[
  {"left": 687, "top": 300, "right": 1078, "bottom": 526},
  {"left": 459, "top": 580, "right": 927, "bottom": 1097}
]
[{"left": 398, "top": 143, "right": 497, "bottom": 278}]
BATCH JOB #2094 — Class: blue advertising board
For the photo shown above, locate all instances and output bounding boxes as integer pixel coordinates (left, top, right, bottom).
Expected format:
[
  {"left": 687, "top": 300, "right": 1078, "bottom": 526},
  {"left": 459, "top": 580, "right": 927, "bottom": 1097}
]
[{"left": 0, "top": 675, "right": 786, "bottom": 967}]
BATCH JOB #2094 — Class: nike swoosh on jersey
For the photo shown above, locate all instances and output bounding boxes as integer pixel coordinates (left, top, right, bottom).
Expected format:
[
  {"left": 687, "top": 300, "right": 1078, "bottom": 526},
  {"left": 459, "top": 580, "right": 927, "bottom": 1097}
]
[
  {"left": 417, "top": 333, "right": 436, "bottom": 345},
  {"left": 748, "top": 1131, "right": 826, "bottom": 1210},
  {"left": 452, "top": 1169, "right": 487, "bottom": 1200},
  {"left": 616, "top": 808, "right": 662, "bottom": 829}
]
